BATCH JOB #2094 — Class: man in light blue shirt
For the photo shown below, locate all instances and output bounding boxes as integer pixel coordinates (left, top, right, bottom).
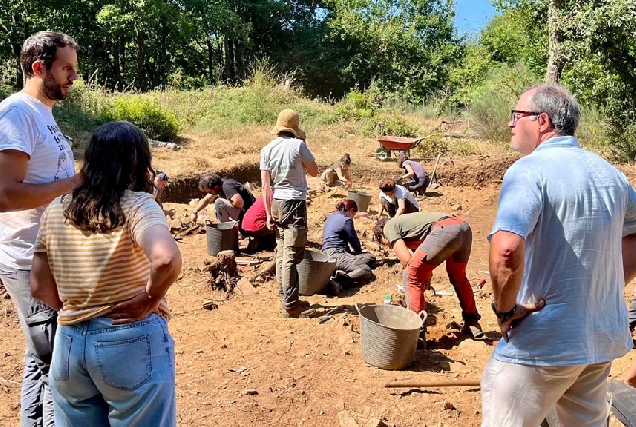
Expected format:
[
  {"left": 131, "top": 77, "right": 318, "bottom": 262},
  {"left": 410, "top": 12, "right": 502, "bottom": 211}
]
[
  {"left": 481, "top": 83, "right": 636, "bottom": 426},
  {"left": 261, "top": 109, "right": 318, "bottom": 318}
]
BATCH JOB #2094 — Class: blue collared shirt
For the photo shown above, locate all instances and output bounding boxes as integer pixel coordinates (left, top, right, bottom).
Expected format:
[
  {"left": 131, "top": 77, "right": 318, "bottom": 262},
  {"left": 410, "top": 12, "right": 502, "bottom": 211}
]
[{"left": 489, "top": 136, "right": 636, "bottom": 366}]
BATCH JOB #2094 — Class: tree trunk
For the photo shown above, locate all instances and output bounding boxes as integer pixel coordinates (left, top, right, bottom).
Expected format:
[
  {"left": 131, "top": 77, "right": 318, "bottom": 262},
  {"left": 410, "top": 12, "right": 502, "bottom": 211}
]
[
  {"left": 206, "top": 38, "right": 215, "bottom": 84},
  {"left": 224, "top": 37, "right": 235, "bottom": 84},
  {"left": 135, "top": 24, "right": 146, "bottom": 90},
  {"left": 113, "top": 36, "right": 123, "bottom": 91},
  {"left": 545, "top": 0, "right": 566, "bottom": 83},
  {"left": 11, "top": 12, "right": 24, "bottom": 89}
]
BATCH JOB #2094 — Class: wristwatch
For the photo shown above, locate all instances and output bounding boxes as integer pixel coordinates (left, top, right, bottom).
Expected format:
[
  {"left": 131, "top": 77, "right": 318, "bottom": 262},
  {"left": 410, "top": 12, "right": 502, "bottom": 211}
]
[{"left": 491, "top": 301, "right": 517, "bottom": 322}]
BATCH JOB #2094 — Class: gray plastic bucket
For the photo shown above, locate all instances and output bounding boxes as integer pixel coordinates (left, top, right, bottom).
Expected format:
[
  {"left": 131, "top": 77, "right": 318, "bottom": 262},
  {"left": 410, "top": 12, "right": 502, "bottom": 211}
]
[
  {"left": 347, "top": 190, "right": 372, "bottom": 212},
  {"left": 206, "top": 222, "right": 238, "bottom": 256},
  {"left": 357, "top": 304, "right": 425, "bottom": 370},
  {"left": 298, "top": 250, "right": 336, "bottom": 296}
]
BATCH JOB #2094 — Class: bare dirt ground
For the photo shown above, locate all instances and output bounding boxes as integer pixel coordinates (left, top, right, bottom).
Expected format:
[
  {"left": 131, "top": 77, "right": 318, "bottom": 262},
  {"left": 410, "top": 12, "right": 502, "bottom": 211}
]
[{"left": 1, "top": 130, "right": 636, "bottom": 426}]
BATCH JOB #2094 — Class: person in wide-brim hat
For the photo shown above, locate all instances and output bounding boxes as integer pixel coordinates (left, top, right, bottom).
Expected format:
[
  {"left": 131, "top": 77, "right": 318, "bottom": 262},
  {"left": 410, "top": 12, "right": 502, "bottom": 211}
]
[{"left": 271, "top": 109, "right": 306, "bottom": 140}]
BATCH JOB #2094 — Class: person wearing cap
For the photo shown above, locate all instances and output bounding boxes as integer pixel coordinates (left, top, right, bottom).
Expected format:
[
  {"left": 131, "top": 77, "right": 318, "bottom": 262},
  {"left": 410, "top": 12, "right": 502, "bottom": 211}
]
[
  {"left": 321, "top": 153, "right": 353, "bottom": 188},
  {"left": 260, "top": 109, "right": 318, "bottom": 318},
  {"left": 153, "top": 170, "right": 175, "bottom": 218},
  {"left": 322, "top": 199, "right": 375, "bottom": 290},
  {"left": 398, "top": 152, "right": 430, "bottom": 195},
  {"left": 373, "top": 212, "right": 483, "bottom": 338},
  {"left": 191, "top": 173, "right": 256, "bottom": 225},
  {"left": 378, "top": 178, "right": 419, "bottom": 218}
]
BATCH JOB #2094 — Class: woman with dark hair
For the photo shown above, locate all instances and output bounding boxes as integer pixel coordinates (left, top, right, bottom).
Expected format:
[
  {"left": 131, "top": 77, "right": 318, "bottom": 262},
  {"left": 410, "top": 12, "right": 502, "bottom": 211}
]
[
  {"left": 398, "top": 152, "right": 430, "bottom": 195},
  {"left": 322, "top": 199, "right": 375, "bottom": 288},
  {"left": 31, "top": 121, "right": 182, "bottom": 426},
  {"left": 321, "top": 153, "right": 353, "bottom": 187}
]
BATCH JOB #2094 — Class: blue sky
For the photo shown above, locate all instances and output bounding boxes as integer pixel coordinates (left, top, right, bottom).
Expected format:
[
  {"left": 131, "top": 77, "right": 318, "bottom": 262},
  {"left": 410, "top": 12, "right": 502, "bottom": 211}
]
[{"left": 453, "top": 0, "right": 498, "bottom": 36}]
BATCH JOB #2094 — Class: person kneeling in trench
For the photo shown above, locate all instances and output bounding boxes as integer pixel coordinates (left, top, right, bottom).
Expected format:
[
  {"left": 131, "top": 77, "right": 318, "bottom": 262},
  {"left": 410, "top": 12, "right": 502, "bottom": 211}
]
[
  {"left": 321, "top": 153, "right": 353, "bottom": 188},
  {"left": 322, "top": 199, "right": 376, "bottom": 293},
  {"left": 191, "top": 173, "right": 256, "bottom": 227},
  {"left": 374, "top": 212, "right": 483, "bottom": 339}
]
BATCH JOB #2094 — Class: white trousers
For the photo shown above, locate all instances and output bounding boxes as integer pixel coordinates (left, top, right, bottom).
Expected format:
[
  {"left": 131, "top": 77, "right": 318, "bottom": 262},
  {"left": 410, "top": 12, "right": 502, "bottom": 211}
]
[{"left": 480, "top": 356, "right": 611, "bottom": 427}]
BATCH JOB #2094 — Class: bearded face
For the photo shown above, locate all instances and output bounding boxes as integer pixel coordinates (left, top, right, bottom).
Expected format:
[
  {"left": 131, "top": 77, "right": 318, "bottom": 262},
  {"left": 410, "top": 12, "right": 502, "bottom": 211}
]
[
  {"left": 42, "top": 71, "right": 69, "bottom": 101},
  {"left": 39, "top": 46, "right": 78, "bottom": 102}
]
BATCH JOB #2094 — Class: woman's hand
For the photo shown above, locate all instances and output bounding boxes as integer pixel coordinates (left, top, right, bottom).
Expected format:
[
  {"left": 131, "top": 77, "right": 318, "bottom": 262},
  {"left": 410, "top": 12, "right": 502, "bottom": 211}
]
[{"left": 106, "top": 291, "right": 161, "bottom": 325}]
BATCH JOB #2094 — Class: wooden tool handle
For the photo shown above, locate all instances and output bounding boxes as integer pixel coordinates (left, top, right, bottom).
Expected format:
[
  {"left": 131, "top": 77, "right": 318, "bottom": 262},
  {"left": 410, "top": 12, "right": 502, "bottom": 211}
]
[{"left": 385, "top": 380, "right": 481, "bottom": 388}]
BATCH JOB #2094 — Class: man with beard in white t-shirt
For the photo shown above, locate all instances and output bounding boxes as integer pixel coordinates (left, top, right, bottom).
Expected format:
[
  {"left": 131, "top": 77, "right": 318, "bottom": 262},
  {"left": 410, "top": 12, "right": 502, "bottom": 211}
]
[{"left": 0, "top": 31, "right": 79, "bottom": 427}]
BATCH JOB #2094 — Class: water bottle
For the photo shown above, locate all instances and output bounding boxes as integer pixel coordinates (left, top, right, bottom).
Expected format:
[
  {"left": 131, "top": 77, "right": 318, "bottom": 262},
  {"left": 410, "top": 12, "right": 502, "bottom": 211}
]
[{"left": 384, "top": 295, "right": 392, "bottom": 305}]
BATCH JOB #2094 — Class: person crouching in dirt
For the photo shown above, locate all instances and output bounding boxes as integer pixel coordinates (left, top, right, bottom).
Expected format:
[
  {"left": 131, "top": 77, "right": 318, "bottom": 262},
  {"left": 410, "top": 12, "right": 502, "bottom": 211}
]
[
  {"left": 152, "top": 170, "right": 176, "bottom": 218},
  {"left": 241, "top": 190, "right": 276, "bottom": 252},
  {"left": 373, "top": 212, "right": 483, "bottom": 338},
  {"left": 322, "top": 199, "right": 376, "bottom": 292},
  {"left": 377, "top": 178, "right": 419, "bottom": 218},
  {"left": 321, "top": 153, "right": 353, "bottom": 188},
  {"left": 398, "top": 152, "right": 430, "bottom": 195},
  {"left": 191, "top": 173, "right": 256, "bottom": 226}
]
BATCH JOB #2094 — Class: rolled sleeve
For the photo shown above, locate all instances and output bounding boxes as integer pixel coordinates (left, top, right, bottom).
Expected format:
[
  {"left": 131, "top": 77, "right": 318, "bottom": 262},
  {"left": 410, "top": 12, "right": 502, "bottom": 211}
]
[{"left": 489, "top": 164, "right": 543, "bottom": 241}]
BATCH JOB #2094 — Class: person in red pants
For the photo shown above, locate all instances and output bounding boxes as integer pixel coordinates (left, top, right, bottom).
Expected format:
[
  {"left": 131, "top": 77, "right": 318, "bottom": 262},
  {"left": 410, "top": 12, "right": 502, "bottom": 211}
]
[{"left": 374, "top": 212, "right": 483, "bottom": 338}]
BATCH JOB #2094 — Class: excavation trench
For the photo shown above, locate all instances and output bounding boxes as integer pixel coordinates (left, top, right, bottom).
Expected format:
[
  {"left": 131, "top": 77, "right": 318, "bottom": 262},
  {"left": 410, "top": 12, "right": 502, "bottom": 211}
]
[{"left": 160, "top": 154, "right": 520, "bottom": 204}]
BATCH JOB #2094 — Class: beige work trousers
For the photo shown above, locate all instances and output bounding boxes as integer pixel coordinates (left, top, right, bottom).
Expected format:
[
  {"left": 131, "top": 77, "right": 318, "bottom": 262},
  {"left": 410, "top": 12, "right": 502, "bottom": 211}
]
[{"left": 481, "top": 356, "right": 611, "bottom": 427}]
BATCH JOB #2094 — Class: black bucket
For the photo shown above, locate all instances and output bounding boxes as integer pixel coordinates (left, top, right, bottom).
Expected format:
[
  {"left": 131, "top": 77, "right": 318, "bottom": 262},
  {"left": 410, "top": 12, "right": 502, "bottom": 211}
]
[
  {"left": 298, "top": 250, "right": 336, "bottom": 296},
  {"left": 347, "top": 190, "right": 372, "bottom": 212},
  {"left": 206, "top": 222, "right": 238, "bottom": 256}
]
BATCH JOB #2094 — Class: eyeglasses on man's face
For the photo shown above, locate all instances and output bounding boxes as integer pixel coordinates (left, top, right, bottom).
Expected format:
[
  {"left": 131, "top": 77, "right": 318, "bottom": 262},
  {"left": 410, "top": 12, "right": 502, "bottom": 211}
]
[{"left": 510, "top": 110, "right": 541, "bottom": 127}]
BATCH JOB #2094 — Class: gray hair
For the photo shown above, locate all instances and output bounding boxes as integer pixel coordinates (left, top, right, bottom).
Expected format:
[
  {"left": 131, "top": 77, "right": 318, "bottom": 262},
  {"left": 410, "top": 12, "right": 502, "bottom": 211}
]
[{"left": 525, "top": 83, "right": 579, "bottom": 136}]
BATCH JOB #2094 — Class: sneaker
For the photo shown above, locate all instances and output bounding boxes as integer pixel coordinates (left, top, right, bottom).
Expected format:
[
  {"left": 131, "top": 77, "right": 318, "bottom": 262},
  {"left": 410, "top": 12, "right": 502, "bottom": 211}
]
[
  {"left": 297, "top": 300, "right": 311, "bottom": 309},
  {"left": 281, "top": 301, "right": 311, "bottom": 318},
  {"left": 461, "top": 321, "right": 484, "bottom": 339},
  {"left": 328, "top": 279, "right": 342, "bottom": 296},
  {"left": 281, "top": 308, "right": 302, "bottom": 318}
]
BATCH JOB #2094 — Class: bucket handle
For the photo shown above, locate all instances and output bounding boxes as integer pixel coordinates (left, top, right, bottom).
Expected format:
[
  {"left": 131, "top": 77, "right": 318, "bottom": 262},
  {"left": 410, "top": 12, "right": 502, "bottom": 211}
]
[
  {"left": 355, "top": 303, "right": 361, "bottom": 315},
  {"left": 418, "top": 310, "right": 427, "bottom": 327}
]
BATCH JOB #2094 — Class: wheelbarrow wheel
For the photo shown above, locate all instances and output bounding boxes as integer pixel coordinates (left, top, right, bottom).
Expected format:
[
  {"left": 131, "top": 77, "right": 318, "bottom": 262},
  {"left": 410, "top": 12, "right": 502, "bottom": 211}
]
[{"left": 375, "top": 148, "right": 390, "bottom": 161}]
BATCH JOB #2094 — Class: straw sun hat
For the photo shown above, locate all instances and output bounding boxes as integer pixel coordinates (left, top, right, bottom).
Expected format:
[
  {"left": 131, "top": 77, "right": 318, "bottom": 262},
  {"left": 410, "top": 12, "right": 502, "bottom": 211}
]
[{"left": 271, "top": 109, "right": 306, "bottom": 140}]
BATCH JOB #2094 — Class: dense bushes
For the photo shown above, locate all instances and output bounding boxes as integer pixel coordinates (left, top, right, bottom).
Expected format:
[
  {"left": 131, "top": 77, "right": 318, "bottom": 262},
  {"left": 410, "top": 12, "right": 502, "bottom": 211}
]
[
  {"left": 105, "top": 96, "right": 180, "bottom": 141},
  {"left": 55, "top": 81, "right": 181, "bottom": 141}
]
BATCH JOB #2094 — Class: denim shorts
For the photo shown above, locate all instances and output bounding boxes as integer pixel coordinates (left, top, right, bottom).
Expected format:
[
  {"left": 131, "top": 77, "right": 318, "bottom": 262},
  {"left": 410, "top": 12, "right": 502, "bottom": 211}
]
[{"left": 50, "top": 313, "right": 176, "bottom": 427}]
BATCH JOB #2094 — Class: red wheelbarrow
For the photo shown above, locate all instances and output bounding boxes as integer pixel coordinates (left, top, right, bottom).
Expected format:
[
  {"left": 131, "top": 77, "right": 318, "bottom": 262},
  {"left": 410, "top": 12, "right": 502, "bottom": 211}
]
[{"left": 375, "top": 136, "right": 425, "bottom": 161}]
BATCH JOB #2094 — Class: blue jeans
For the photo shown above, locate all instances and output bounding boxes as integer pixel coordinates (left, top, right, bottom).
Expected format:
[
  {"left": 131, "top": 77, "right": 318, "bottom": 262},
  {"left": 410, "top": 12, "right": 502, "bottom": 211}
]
[
  {"left": 0, "top": 266, "right": 55, "bottom": 427},
  {"left": 50, "top": 314, "right": 176, "bottom": 427}
]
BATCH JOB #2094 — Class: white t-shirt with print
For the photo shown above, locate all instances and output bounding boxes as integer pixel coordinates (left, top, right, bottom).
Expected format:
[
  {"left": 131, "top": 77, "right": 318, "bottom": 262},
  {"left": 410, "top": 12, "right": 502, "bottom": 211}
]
[
  {"left": 378, "top": 185, "right": 419, "bottom": 210},
  {"left": 0, "top": 92, "right": 75, "bottom": 269}
]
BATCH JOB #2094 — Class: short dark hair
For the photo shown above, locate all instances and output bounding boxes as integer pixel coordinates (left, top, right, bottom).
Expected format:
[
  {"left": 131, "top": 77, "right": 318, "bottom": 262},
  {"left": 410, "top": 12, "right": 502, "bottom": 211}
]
[
  {"left": 373, "top": 219, "right": 389, "bottom": 246},
  {"left": 379, "top": 179, "right": 396, "bottom": 193},
  {"left": 199, "top": 174, "right": 222, "bottom": 192},
  {"left": 340, "top": 153, "right": 351, "bottom": 165},
  {"left": 21, "top": 31, "right": 78, "bottom": 78}
]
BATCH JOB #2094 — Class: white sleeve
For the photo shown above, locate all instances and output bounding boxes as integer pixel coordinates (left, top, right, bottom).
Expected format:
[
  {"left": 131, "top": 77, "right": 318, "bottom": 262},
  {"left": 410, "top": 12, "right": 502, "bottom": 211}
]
[{"left": 0, "top": 106, "right": 38, "bottom": 157}]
